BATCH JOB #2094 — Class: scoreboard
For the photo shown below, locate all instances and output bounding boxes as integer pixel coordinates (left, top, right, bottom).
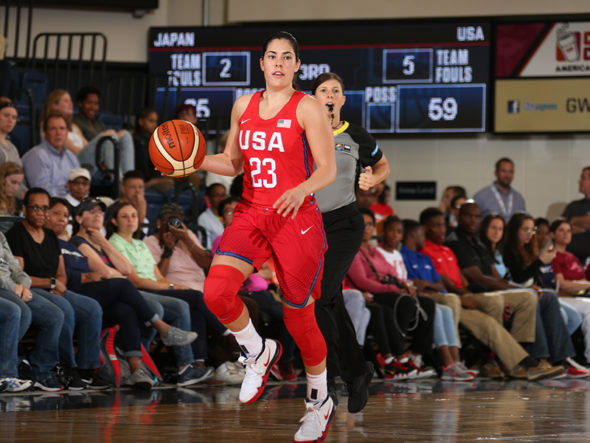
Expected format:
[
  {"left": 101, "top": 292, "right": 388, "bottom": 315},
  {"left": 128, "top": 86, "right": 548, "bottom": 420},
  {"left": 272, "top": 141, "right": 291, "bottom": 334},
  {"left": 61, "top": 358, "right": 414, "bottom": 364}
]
[{"left": 148, "top": 22, "right": 490, "bottom": 134}]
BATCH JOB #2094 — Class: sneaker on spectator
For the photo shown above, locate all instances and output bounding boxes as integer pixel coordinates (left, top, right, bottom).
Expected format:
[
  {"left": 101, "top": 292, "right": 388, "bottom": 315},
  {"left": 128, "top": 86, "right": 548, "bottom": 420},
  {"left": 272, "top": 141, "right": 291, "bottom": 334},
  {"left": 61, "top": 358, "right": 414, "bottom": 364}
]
[
  {"left": 127, "top": 368, "right": 155, "bottom": 390},
  {"left": 294, "top": 396, "right": 336, "bottom": 443},
  {"left": 0, "top": 379, "right": 6, "bottom": 392},
  {"left": 405, "top": 356, "right": 436, "bottom": 379},
  {"left": 34, "top": 374, "right": 64, "bottom": 392},
  {"left": 481, "top": 360, "right": 506, "bottom": 379},
  {"left": 441, "top": 363, "right": 476, "bottom": 382},
  {"left": 0, "top": 378, "right": 32, "bottom": 392},
  {"left": 565, "top": 357, "right": 590, "bottom": 378},
  {"left": 239, "top": 338, "right": 282, "bottom": 404},
  {"left": 63, "top": 367, "right": 86, "bottom": 391},
  {"left": 85, "top": 377, "right": 110, "bottom": 390},
  {"left": 161, "top": 327, "right": 197, "bottom": 347},
  {"left": 510, "top": 361, "right": 564, "bottom": 381},
  {"left": 278, "top": 361, "right": 297, "bottom": 381},
  {"left": 215, "top": 361, "right": 246, "bottom": 384},
  {"left": 375, "top": 353, "right": 387, "bottom": 369},
  {"left": 178, "top": 362, "right": 215, "bottom": 386},
  {"left": 384, "top": 360, "right": 418, "bottom": 380},
  {"left": 457, "top": 362, "right": 478, "bottom": 378}
]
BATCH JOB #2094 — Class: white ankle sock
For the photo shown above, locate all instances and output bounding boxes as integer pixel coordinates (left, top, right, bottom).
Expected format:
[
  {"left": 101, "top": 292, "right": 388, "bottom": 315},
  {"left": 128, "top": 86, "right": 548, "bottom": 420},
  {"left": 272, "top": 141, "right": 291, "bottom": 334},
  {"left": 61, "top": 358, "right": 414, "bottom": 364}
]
[
  {"left": 232, "top": 319, "right": 263, "bottom": 357},
  {"left": 306, "top": 369, "right": 328, "bottom": 404}
]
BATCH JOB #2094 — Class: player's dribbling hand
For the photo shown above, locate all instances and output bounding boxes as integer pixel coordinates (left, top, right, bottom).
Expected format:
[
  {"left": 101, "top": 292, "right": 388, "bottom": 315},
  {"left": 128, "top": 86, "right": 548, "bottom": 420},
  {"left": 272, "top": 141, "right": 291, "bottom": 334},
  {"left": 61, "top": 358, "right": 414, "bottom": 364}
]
[
  {"left": 358, "top": 166, "right": 374, "bottom": 191},
  {"left": 273, "top": 187, "right": 306, "bottom": 219}
]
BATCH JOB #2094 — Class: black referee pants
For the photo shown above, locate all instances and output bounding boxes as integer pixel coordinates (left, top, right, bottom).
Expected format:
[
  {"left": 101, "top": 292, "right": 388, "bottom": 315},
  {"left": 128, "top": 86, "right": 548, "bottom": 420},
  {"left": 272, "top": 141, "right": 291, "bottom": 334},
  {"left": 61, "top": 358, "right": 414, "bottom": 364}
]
[{"left": 316, "top": 203, "right": 368, "bottom": 383}]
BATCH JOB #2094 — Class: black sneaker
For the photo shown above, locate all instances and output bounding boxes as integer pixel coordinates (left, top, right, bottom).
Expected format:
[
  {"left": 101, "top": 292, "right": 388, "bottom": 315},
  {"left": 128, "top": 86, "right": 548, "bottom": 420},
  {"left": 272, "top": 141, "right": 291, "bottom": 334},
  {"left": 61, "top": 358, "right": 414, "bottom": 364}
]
[
  {"left": 34, "top": 374, "right": 64, "bottom": 392},
  {"left": 177, "top": 363, "right": 215, "bottom": 387},
  {"left": 63, "top": 367, "right": 86, "bottom": 390},
  {"left": 346, "top": 362, "right": 374, "bottom": 413}
]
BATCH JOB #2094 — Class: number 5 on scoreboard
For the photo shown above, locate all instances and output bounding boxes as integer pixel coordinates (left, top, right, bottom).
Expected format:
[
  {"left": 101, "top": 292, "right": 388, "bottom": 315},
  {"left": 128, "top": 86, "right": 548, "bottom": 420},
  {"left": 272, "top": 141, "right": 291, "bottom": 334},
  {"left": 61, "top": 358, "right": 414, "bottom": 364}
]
[{"left": 428, "top": 97, "right": 458, "bottom": 121}]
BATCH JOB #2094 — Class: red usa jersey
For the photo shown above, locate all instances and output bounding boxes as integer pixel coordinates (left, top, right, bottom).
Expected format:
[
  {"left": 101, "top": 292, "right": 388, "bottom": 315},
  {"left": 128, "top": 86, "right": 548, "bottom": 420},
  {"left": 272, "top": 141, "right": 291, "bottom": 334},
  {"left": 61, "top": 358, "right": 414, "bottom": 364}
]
[{"left": 238, "top": 90, "right": 315, "bottom": 209}]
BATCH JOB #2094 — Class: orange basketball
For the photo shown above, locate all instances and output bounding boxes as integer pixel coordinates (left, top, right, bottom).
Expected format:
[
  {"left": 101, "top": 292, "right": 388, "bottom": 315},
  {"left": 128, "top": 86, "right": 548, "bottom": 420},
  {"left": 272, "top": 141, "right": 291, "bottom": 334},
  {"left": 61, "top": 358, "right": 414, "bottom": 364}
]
[{"left": 149, "top": 119, "right": 206, "bottom": 177}]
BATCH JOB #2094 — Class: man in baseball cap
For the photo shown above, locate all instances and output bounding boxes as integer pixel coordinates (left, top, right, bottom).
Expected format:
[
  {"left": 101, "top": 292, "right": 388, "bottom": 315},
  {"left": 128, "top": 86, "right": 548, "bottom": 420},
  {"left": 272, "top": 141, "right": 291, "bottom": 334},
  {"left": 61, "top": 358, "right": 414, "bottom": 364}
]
[{"left": 65, "top": 167, "right": 91, "bottom": 208}]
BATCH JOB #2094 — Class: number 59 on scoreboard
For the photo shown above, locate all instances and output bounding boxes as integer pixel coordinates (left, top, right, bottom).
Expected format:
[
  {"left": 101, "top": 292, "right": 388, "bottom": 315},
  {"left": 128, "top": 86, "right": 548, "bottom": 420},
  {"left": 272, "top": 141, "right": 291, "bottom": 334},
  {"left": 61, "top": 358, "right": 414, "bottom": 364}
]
[{"left": 396, "top": 84, "right": 486, "bottom": 133}]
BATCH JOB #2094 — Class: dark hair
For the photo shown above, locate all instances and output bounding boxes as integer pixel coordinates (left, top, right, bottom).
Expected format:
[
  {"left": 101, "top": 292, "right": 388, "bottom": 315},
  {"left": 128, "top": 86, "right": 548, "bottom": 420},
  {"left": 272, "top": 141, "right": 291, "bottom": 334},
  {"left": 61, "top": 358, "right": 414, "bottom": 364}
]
[
  {"left": 175, "top": 103, "right": 196, "bottom": 118},
  {"left": 495, "top": 157, "right": 514, "bottom": 171},
  {"left": 450, "top": 194, "right": 466, "bottom": 210},
  {"left": 444, "top": 185, "right": 467, "bottom": 199},
  {"left": 230, "top": 173, "right": 244, "bottom": 198},
  {"left": 157, "top": 202, "right": 183, "bottom": 221},
  {"left": 42, "top": 111, "right": 68, "bottom": 132},
  {"left": 382, "top": 215, "right": 401, "bottom": 231},
  {"left": 583, "top": 166, "right": 590, "bottom": 174},
  {"left": 122, "top": 170, "right": 145, "bottom": 184},
  {"left": 480, "top": 214, "right": 505, "bottom": 258},
  {"left": 76, "top": 86, "right": 100, "bottom": 103},
  {"left": 135, "top": 107, "right": 157, "bottom": 131},
  {"left": 105, "top": 200, "right": 139, "bottom": 239},
  {"left": 24, "top": 187, "right": 50, "bottom": 207},
  {"left": 206, "top": 182, "right": 226, "bottom": 197},
  {"left": 49, "top": 197, "right": 71, "bottom": 213},
  {"left": 535, "top": 217, "right": 550, "bottom": 229},
  {"left": 218, "top": 196, "right": 241, "bottom": 216},
  {"left": 402, "top": 219, "right": 421, "bottom": 242},
  {"left": 311, "top": 72, "right": 345, "bottom": 95},
  {"left": 359, "top": 207, "right": 376, "bottom": 224},
  {"left": 419, "top": 207, "right": 443, "bottom": 225},
  {"left": 505, "top": 212, "right": 537, "bottom": 267},
  {"left": 262, "top": 31, "right": 300, "bottom": 89},
  {"left": 549, "top": 218, "right": 570, "bottom": 233}
]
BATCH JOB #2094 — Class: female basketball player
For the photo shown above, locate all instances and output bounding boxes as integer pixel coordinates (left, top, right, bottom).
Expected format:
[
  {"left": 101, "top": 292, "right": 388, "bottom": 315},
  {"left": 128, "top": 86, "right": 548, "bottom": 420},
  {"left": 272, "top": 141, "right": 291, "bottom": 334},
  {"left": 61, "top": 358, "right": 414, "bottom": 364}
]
[
  {"left": 200, "top": 32, "right": 336, "bottom": 442},
  {"left": 311, "top": 72, "right": 390, "bottom": 412}
]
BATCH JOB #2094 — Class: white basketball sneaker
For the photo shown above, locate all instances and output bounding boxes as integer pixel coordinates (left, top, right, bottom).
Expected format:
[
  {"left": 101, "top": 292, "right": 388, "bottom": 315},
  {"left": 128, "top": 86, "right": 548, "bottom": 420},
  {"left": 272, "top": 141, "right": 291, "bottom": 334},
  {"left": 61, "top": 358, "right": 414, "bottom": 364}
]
[
  {"left": 294, "top": 396, "right": 336, "bottom": 442},
  {"left": 239, "top": 338, "right": 282, "bottom": 404}
]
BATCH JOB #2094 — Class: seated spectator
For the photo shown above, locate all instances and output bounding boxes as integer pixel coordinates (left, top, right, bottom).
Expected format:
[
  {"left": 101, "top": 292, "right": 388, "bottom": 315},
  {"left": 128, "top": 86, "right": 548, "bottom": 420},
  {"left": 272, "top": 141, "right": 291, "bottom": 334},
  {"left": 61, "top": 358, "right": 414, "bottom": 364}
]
[
  {"left": 535, "top": 218, "right": 551, "bottom": 252},
  {"left": 105, "top": 201, "right": 217, "bottom": 382},
  {"left": 0, "top": 229, "right": 65, "bottom": 391},
  {"left": 550, "top": 218, "right": 590, "bottom": 366},
  {"left": 342, "top": 288, "right": 371, "bottom": 348},
  {"left": 404, "top": 216, "right": 549, "bottom": 380},
  {"left": 45, "top": 197, "right": 204, "bottom": 387},
  {"left": 438, "top": 185, "right": 466, "bottom": 221},
  {"left": 379, "top": 216, "right": 473, "bottom": 381},
  {"left": 346, "top": 208, "right": 436, "bottom": 379},
  {"left": 71, "top": 86, "right": 134, "bottom": 173},
  {"left": 473, "top": 157, "right": 526, "bottom": 221},
  {"left": 0, "top": 162, "right": 24, "bottom": 232},
  {"left": 355, "top": 187, "right": 376, "bottom": 211},
  {"left": 69, "top": 198, "right": 200, "bottom": 387},
  {"left": 446, "top": 194, "right": 467, "bottom": 237},
  {"left": 65, "top": 167, "right": 91, "bottom": 208},
  {"left": 198, "top": 183, "right": 227, "bottom": 250},
  {"left": 420, "top": 206, "right": 561, "bottom": 380},
  {"left": 5, "top": 187, "right": 103, "bottom": 390},
  {"left": 562, "top": 167, "right": 590, "bottom": 263},
  {"left": 503, "top": 212, "right": 586, "bottom": 377},
  {"left": 176, "top": 103, "right": 198, "bottom": 125},
  {"left": 22, "top": 112, "right": 79, "bottom": 197},
  {"left": 105, "top": 170, "right": 149, "bottom": 237},
  {"left": 0, "top": 98, "right": 22, "bottom": 165},
  {"left": 480, "top": 214, "right": 508, "bottom": 278},
  {"left": 0, "top": 295, "right": 33, "bottom": 392},
  {"left": 132, "top": 107, "right": 174, "bottom": 194},
  {"left": 370, "top": 183, "right": 394, "bottom": 225}
]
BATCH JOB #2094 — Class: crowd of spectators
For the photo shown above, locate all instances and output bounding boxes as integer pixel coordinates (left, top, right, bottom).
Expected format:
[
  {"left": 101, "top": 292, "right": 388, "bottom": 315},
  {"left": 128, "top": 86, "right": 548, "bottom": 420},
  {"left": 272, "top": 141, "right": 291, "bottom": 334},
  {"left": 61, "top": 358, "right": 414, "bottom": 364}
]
[{"left": 2, "top": 86, "right": 590, "bottom": 394}]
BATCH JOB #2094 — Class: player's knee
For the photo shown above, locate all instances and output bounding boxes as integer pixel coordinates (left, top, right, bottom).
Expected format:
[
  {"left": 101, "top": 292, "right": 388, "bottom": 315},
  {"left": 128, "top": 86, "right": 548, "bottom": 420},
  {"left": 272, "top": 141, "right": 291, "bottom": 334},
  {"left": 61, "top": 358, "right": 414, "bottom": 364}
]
[
  {"left": 203, "top": 265, "right": 245, "bottom": 324},
  {"left": 283, "top": 303, "right": 326, "bottom": 367}
]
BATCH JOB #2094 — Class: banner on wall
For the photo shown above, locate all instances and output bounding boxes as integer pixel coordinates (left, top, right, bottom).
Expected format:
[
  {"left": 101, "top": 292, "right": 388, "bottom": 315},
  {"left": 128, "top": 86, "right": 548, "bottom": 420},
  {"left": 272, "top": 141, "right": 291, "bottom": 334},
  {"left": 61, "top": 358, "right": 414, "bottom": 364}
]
[{"left": 495, "top": 78, "right": 590, "bottom": 132}]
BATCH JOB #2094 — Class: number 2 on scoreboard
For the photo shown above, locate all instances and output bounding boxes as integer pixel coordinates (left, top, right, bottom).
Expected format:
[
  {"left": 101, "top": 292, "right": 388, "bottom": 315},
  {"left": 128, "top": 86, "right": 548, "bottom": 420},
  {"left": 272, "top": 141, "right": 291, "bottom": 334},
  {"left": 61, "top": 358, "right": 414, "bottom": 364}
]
[
  {"left": 249, "top": 157, "right": 277, "bottom": 188},
  {"left": 428, "top": 97, "right": 458, "bottom": 121}
]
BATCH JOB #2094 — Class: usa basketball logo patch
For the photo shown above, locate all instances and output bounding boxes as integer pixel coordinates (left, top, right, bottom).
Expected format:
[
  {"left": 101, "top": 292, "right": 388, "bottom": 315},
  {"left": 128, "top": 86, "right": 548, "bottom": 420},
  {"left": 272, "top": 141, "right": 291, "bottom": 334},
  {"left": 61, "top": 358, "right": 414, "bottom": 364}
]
[{"left": 277, "top": 119, "right": 291, "bottom": 128}]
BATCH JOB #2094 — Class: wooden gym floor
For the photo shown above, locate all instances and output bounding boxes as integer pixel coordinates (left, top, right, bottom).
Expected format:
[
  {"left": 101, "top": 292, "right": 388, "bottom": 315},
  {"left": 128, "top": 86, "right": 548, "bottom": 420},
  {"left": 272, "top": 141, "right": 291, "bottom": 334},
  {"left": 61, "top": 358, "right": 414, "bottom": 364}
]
[{"left": 2, "top": 378, "right": 590, "bottom": 442}]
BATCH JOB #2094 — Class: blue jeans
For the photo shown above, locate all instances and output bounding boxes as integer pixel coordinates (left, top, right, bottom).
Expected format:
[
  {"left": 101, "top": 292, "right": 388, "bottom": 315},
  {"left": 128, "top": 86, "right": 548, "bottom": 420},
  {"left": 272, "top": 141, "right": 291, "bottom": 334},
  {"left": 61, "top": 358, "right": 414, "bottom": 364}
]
[
  {"left": 559, "top": 299, "right": 582, "bottom": 335},
  {"left": 0, "top": 288, "right": 63, "bottom": 379},
  {"left": 0, "top": 294, "right": 32, "bottom": 378},
  {"left": 433, "top": 304, "right": 459, "bottom": 348},
  {"left": 140, "top": 291, "right": 194, "bottom": 367},
  {"left": 77, "top": 130, "right": 135, "bottom": 174},
  {"left": 523, "top": 290, "right": 575, "bottom": 363},
  {"left": 33, "top": 289, "right": 103, "bottom": 370}
]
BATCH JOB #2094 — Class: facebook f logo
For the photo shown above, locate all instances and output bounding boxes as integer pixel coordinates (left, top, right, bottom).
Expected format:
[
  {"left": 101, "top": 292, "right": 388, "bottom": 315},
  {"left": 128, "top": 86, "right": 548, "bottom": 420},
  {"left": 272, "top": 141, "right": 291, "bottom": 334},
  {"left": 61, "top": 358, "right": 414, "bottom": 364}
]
[{"left": 507, "top": 100, "right": 520, "bottom": 114}]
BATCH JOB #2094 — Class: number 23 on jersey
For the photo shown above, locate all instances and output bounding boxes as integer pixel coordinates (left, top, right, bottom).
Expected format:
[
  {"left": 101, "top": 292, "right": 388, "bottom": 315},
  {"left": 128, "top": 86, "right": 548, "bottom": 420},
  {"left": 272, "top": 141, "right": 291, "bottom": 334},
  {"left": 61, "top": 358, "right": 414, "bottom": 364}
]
[{"left": 240, "top": 129, "right": 285, "bottom": 189}]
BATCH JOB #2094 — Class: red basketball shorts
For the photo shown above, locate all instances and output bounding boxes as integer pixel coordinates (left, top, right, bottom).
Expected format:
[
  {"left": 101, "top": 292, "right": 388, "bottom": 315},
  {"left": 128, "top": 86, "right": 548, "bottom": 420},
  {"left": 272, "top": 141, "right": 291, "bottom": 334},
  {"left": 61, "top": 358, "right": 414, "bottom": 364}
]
[{"left": 216, "top": 200, "right": 327, "bottom": 308}]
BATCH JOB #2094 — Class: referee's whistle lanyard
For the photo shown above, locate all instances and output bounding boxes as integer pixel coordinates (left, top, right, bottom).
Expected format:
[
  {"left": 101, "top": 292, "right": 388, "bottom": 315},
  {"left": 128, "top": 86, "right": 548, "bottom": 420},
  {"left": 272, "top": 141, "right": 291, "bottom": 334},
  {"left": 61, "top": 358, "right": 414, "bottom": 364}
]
[{"left": 491, "top": 184, "right": 513, "bottom": 220}]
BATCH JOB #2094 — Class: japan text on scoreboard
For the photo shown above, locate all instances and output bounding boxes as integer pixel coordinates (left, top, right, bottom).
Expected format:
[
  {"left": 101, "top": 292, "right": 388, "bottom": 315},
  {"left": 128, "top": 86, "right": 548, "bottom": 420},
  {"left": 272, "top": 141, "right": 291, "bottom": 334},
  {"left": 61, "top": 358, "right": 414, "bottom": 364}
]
[{"left": 148, "top": 23, "right": 490, "bottom": 134}]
